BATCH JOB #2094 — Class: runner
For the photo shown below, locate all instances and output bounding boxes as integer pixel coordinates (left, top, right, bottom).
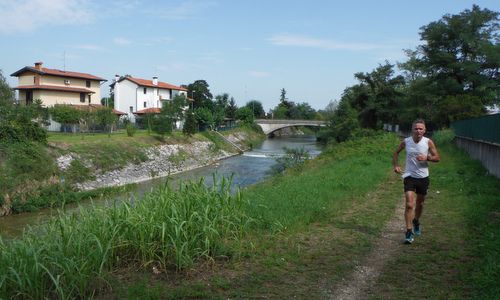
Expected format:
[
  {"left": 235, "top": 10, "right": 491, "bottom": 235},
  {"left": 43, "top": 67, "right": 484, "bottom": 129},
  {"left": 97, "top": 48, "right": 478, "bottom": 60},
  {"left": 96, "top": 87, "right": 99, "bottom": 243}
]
[{"left": 393, "top": 119, "right": 440, "bottom": 244}]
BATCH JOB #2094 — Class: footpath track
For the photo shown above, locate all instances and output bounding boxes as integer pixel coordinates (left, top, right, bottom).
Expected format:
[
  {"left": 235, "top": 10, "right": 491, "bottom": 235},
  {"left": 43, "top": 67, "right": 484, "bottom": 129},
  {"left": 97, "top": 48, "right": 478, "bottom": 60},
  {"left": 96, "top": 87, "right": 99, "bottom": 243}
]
[{"left": 322, "top": 172, "right": 403, "bottom": 299}]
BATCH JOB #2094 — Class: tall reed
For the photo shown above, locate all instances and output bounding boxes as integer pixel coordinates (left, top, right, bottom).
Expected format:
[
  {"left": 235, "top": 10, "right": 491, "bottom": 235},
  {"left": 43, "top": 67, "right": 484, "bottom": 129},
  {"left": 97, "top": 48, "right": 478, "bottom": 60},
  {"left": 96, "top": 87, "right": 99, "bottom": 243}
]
[{"left": 0, "top": 177, "right": 250, "bottom": 299}]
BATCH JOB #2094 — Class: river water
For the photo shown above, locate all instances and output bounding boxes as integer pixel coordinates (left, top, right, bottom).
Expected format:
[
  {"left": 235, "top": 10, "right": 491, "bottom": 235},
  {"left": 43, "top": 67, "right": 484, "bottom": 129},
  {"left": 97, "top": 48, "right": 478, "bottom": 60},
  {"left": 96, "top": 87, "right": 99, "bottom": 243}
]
[{"left": 0, "top": 135, "right": 322, "bottom": 239}]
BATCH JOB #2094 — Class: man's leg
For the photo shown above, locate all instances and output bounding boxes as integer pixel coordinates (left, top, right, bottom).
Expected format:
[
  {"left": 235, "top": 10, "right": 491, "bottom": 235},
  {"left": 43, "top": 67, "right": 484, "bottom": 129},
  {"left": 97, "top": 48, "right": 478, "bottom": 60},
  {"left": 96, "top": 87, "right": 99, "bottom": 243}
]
[
  {"left": 405, "top": 191, "right": 416, "bottom": 230},
  {"left": 415, "top": 194, "right": 425, "bottom": 220},
  {"left": 413, "top": 194, "right": 425, "bottom": 235},
  {"left": 404, "top": 191, "right": 416, "bottom": 244}
]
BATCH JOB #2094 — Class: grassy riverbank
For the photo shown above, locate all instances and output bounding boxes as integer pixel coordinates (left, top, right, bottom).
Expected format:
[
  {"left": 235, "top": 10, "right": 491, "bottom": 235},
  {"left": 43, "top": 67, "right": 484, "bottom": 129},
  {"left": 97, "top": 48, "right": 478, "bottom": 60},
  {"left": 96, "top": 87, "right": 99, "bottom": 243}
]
[
  {"left": 1, "top": 132, "right": 498, "bottom": 298},
  {"left": 1, "top": 126, "right": 263, "bottom": 215}
]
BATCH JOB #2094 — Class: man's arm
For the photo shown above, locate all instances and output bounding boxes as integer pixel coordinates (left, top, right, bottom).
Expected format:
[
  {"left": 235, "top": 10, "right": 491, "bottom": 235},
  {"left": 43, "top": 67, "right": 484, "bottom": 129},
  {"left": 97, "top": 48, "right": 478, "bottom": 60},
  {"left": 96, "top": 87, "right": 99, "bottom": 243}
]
[
  {"left": 393, "top": 141, "right": 405, "bottom": 174},
  {"left": 427, "top": 139, "right": 440, "bottom": 162}
]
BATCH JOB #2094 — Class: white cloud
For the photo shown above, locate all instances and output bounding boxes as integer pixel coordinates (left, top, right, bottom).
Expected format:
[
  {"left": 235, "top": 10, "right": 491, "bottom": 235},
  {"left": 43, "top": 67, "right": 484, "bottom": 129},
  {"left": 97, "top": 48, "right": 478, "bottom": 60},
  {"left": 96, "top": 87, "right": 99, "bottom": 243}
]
[
  {"left": 249, "top": 71, "right": 271, "bottom": 78},
  {"left": 268, "top": 33, "right": 386, "bottom": 51},
  {"left": 0, "top": 0, "right": 94, "bottom": 34},
  {"left": 113, "top": 37, "right": 132, "bottom": 46}
]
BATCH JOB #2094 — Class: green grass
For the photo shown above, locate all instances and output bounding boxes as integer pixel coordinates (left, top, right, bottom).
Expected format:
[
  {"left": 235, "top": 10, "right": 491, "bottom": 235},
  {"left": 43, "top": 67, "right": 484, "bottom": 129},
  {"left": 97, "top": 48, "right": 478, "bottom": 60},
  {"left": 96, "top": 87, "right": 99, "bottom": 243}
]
[
  {"left": 2, "top": 131, "right": 497, "bottom": 299},
  {"left": 0, "top": 177, "right": 250, "bottom": 299},
  {"left": 366, "top": 130, "right": 500, "bottom": 299},
  {"left": 107, "top": 133, "right": 402, "bottom": 299}
]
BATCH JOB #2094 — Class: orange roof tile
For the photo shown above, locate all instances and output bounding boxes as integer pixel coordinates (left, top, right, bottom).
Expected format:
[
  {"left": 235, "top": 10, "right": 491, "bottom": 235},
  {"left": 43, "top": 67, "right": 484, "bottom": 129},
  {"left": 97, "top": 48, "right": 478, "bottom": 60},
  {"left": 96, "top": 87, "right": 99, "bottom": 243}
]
[
  {"left": 11, "top": 66, "right": 106, "bottom": 81},
  {"left": 67, "top": 104, "right": 126, "bottom": 115},
  {"left": 112, "top": 76, "right": 187, "bottom": 91},
  {"left": 134, "top": 107, "right": 162, "bottom": 114}
]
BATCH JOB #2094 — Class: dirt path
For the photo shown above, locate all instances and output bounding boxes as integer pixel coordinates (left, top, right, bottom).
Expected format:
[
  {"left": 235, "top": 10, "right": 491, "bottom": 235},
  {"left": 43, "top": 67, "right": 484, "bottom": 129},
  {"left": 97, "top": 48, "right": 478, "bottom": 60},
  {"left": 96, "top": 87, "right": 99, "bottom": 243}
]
[{"left": 329, "top": 199, "right": 406, "bottom": 299}]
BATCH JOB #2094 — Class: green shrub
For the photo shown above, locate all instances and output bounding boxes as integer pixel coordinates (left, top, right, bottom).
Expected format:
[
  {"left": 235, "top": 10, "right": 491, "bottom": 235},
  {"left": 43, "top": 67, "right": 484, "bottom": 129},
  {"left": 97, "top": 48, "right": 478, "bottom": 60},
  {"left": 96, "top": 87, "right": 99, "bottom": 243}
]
[
  {"left": 126, "top": 123, "right": 136, "bottom": 137},
  {"left": 4, "top": 142, "right": 57, "bottom": 185},
  {"left": 63, "top": 159, "right": 94, "bottom": 183},
  {"left": 433, "top": 129, "right": 455, "bottom": 145}
]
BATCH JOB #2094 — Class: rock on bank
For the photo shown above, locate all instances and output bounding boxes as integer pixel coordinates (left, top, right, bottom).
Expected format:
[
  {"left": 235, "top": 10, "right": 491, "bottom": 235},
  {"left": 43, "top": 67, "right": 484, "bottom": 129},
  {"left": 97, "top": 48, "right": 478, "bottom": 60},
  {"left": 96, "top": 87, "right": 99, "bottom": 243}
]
[{"left": 70, "top": 131, "right": 255, "bottom": 191}]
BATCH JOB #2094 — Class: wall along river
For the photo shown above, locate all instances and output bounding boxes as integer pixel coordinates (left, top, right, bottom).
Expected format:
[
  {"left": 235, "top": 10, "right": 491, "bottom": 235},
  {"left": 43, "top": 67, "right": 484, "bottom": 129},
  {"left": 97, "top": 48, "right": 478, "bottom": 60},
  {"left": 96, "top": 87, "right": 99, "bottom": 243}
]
[{"left": 0, "top": 135, "right": 323, "bottom": 239}]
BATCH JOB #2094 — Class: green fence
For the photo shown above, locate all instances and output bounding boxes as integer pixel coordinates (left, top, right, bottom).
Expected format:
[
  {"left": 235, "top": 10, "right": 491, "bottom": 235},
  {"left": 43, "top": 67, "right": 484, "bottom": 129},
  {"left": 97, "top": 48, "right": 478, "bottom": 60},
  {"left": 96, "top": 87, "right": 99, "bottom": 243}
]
[{"left": 451, "top": 113, "right": 500, "bottom": 144}]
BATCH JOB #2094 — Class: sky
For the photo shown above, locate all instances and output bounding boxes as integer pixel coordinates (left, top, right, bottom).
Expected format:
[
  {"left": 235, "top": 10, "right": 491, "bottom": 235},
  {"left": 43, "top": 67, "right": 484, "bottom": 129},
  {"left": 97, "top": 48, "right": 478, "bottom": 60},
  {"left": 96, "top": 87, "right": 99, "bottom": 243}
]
[{"left": 0, "top": 0, "right": 498, "bottom": 112}]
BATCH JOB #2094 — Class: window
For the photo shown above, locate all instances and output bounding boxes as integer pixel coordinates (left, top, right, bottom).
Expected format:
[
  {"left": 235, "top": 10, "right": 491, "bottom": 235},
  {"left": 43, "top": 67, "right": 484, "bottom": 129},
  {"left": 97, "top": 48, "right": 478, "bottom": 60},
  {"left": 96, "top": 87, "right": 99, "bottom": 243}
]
[
  {"left": 144, "top": 101, "right": 147, "bottom": 108},
  {"left": 80, "top": 93, "right": 85, "bottom": 103},
  {"left": 33, "top": 76, "right": 36, "bottom": 84},
  {"left": 86, "top": 80, "right": 91, "bottom": 88},
  {"left": 143, "top": 88, "right": 147, "bottom": 94},
  {"left": 129, "top": 106, "right": 133, "bottom": 113},
  {"left": 26, "top": 91, "right": 33, "bottom": 105},
  {"left": 87, "top": 95, "right": 91, "bottom": 103}
]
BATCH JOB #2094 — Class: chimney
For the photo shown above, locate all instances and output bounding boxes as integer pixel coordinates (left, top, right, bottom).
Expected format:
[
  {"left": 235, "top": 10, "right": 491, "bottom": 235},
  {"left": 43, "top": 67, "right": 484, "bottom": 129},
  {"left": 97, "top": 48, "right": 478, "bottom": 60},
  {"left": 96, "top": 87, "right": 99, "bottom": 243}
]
[
  {"left": 34, "top": 62, "right": 43, "bottom": 70},
  {"left": 115, "top": 74, "right": 120, "bottom": 82},
  {"left": 152, "top": 76, "right": 158, "bottom": 86}
]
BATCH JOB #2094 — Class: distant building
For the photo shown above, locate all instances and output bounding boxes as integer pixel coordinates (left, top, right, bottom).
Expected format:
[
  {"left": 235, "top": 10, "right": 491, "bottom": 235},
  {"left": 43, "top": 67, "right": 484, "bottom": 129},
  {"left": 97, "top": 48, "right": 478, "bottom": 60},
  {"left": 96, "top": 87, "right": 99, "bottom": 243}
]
[
  {"left": 11, "top": 62, "right": 106, "bottom": 107},
  {"left": 110, "top": 75, "right": 188, "bottom": 123}
]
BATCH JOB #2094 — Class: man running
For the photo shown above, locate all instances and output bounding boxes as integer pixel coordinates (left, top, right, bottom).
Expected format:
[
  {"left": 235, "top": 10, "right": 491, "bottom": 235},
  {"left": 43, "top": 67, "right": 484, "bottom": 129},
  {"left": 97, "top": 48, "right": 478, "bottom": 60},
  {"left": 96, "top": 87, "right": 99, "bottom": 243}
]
[{"left": 393, "top": 119, "right": 440, "bottom": 244}]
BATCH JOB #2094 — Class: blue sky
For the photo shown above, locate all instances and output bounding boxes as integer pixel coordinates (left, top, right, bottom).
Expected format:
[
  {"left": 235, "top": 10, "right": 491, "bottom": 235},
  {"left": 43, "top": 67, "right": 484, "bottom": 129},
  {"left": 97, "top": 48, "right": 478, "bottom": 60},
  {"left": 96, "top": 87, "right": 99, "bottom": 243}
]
[{"left": 1, "top": 0, "right": 498, "bottom": 111}]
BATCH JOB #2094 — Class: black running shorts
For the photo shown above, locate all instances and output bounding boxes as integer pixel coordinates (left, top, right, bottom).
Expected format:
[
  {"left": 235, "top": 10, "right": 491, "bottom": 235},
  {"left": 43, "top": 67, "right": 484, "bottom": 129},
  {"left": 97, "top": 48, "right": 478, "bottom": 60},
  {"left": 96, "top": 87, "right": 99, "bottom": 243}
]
[{"left": 403, "top": 176, "right": 429, "bottom": 195}]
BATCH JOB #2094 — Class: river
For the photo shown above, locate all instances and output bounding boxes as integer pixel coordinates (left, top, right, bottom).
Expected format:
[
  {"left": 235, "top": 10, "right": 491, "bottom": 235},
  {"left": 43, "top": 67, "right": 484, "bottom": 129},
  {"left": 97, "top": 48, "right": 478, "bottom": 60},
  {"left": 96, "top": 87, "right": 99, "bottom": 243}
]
[{"left": 0, "top": 135, "right": 322, "bottom": 239}]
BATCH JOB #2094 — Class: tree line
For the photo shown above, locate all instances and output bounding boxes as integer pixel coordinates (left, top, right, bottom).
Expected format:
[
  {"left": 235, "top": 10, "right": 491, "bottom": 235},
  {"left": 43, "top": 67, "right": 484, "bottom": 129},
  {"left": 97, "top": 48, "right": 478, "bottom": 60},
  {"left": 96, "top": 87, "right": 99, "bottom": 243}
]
[{"left": 319, "top": 5, "right": 499, "bottom": 143}]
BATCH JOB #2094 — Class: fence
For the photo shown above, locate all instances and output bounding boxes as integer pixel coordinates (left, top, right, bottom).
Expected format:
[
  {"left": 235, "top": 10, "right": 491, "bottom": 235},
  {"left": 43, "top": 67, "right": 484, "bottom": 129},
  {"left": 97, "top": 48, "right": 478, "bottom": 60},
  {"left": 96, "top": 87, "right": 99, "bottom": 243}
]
[
  {"left": 451, "top": 113, "right": 500, "bottom": 178},
  {"left": 451, "top": 113, "right": 500, "bottom": 144}
]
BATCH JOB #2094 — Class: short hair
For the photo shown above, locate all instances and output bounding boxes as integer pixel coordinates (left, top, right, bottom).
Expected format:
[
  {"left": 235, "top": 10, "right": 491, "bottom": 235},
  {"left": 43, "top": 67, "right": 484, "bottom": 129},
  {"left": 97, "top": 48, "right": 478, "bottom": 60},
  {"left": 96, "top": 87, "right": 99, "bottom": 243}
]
[{"left": 412, "top": 118, "right": 426, "bottom": 128}]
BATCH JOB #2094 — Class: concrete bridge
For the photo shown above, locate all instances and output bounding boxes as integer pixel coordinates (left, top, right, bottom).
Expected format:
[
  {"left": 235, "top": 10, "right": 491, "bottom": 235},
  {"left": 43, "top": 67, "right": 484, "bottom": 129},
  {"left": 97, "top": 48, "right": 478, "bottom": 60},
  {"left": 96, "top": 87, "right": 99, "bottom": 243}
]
[{"left": 255, "top": 119, "right": 327, "bottom": 135}]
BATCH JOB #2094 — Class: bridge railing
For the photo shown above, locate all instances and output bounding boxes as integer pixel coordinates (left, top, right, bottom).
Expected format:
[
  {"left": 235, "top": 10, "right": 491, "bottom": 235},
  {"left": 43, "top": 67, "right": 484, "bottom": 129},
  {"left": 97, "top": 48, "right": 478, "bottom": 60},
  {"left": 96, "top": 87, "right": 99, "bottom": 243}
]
[{"left": 255, "top": 119, "right": 326, "bottom": 124}]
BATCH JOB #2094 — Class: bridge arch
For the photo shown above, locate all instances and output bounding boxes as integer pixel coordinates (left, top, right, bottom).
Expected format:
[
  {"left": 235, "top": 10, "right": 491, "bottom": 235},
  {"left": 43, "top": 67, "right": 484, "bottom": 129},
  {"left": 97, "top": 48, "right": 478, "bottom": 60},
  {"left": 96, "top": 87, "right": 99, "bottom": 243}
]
[{"left": 254, "top": 119, "right": 326, "bottom": 135}]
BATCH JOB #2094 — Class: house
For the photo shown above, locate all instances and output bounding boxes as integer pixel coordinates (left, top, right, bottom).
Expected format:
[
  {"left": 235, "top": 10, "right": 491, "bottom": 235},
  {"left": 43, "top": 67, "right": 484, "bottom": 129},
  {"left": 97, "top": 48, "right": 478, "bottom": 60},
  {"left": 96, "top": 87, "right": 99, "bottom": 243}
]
[
  {"left": 110, "top": 75, "right": 189, "bottom": 124},
  {"left": 11, "top": 62, "right": 106, "bottom": 107}
]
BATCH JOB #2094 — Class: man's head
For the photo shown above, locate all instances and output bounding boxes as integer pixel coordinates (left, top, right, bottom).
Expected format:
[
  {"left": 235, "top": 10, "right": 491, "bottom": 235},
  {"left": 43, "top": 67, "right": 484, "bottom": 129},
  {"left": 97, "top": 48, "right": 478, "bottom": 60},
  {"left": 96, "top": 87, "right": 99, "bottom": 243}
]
[{"left": 412, "top": 119, "right": 426, "bottom": 140}]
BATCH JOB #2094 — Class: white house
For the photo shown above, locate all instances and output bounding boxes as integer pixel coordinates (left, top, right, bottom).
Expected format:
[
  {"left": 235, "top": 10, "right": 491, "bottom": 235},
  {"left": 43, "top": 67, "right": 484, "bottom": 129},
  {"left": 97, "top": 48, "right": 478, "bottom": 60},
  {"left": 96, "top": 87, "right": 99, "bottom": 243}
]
[{"left": 110, "top": 75, "right": 188, "bottom": 123}]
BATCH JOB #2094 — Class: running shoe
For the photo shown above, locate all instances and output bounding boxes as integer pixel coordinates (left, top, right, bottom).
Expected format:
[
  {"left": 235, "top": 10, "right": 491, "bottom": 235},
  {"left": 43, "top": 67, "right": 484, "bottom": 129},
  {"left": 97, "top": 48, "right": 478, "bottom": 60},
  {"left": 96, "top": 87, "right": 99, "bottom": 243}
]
[
  {"left": 404, "top": 230, "right": 414, "bottom": 244},
  {"left": 413, "top": 219, "right": 421, "bottom": 236}
]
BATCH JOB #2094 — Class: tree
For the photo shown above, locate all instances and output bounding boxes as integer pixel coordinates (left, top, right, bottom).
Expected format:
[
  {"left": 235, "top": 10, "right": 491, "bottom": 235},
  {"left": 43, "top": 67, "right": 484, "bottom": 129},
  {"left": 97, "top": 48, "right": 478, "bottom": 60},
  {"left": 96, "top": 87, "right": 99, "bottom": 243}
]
[
  {"left": 318, "top": 99, "right": 360, "bottom": 143},
  {"left": 272, "top": 105, "right": 288, "bottom": 119},
  {"left": 226, "top": 97, "right": 238, "bottom": 119},
  {"left": 244, "top": 100, "right": 265, "bottom": 118},
  {"left": 402, "top": 5, "right": 500, "bottom": 126},
  {"left": 95, "top": 107, "right": 118, "bottom": 137},
  {"left": 0, "top": 70, "right": 14, "bottom": 108},
  {"left": 183, "top": 109, "right": 197, "bottom": 136},
  {"left": 215, "top": 93, "right": 229, "bottom": 112},
  {"left": 163, "top": 94, "right": 187, "bottom": 127},
  {"left": 280, "top": 88, "right": 287, "bottom": 103},
  {"left": 49, "top": 105, "right": 82, "bottom": 132},
  {"left": 101, "top": 95, "right": 114, "bottom": 108},
  {"left": 153, "top": 114, "right": 173, "bottom": 139},
  {"left": 194, "top": 107, "right": 214, "bottom": 131},
  {"left": 235, "top": 106, "right": 254, "bottom": 125},
  {"left": 318, "top": 100, "right": 339, "bottom": 119},
  {"left": 290, "top": 102, "right": 316, "bottom": 120},
  {"left": 184, "top": 80, "right": 213, "bottom": 110},
  {"left": 214, "top": 93, "right": 230, "bottom": 127},
  {"left": 346, "top": 62, "right": 405, "bottom": 128}
]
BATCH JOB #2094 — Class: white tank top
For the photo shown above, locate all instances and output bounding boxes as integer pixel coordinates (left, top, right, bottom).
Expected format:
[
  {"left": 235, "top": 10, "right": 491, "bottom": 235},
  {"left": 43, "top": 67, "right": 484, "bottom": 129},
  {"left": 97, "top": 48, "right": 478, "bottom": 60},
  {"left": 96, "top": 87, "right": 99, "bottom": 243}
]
[{"left": 403, "top": 136, "right": 429, "bottom": 179}]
